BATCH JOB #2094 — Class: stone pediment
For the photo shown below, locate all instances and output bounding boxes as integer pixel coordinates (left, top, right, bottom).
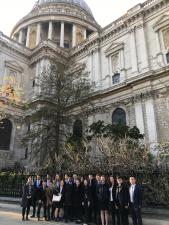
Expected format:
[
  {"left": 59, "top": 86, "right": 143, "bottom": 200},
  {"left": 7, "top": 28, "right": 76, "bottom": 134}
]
[
  {"left": 5, "top": 61, "right": 23, "bottom": 72},
  {"left": 153, "top": 14, "right": 169, "bottom": 31},
  {"left": 105, "top": 42, "right": 124, "bottom": 57}
]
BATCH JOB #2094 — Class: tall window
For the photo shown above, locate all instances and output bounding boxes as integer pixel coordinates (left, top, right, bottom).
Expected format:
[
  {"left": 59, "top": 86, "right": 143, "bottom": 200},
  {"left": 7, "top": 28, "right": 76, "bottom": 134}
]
[
  {"left": 112, "top": 108, "right": 126, "bottom": 126},
  {"left": 0, "top": 119, "right": 12, "bottom": 150},
  {"left": 73, "top": 119, "right": 83, "bottom": 138}
]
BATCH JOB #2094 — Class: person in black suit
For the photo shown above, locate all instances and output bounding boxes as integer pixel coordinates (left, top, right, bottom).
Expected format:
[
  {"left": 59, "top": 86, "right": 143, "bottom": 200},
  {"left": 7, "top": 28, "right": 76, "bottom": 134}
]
[
  {"left": 64, "top": 174, "right": 74, "bottom": 223},
  {"left": 116, "top": 176, "right": 129, "bottom": 225},
  {"left": 21, "top": 176, "right": 34, "bottom": 221},
  {"left": 129, "top": 176, "right": 143, "bottom": 225},
  {"left": 96, "top": 175, "right": 109, "bottom": 225},
  {"left": 109, "top": 176, "right": 117, "bottom": 225},
  {"left": 31, "top": 175, "right": 43, "bottom": 218},
  {"left": 82, "top": 179, "right": 92, "bottom": 225},
  {"left": 36, "top": 180, "right": 47, "bottom": 220}
]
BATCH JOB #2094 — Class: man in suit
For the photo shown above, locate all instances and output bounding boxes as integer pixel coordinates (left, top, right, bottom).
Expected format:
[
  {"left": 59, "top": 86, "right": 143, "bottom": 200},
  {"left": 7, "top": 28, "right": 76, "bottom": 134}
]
[
  {"left": 31, "top": 175, "right": 43, "bottom": 218},
  {"left": 116, "top": 176, "right": 129, "bottom": 225},
  {"left": 129, "top": 176, "right": 143, "bottom": 225}
]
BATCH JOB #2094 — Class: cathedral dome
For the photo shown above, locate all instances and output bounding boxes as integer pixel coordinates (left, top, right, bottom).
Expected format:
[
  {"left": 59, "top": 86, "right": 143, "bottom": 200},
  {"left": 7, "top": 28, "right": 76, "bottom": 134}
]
[{"left": 36, "top": 0, "right": 93, "bottom": 17}]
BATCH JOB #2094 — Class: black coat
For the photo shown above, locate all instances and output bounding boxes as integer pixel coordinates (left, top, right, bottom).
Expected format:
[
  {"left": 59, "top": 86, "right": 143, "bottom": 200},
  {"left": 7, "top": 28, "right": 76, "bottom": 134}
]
[
  {"left": 73, "top": 185, "right": 83, "bottom": 207},
  {"left": 33, "top": 180, "right": 43, "bottom": 200},
  {"left": 129, "top": 184, "right": 143, "bottom": 207},
  {"left": 116, "top": 184, "right": 129, "bottom": 207},
  {"left": 96, "top": 183, "right": 109, "bottom": 203},
  {"left": 21, "top": 183, "right": 34, "bottom": 208},
  {"left": 63, "top": 181, "right": 73, "bottom": 206},
  {"left": 82, "top": 185, "right": 92, "bottom": 204}
]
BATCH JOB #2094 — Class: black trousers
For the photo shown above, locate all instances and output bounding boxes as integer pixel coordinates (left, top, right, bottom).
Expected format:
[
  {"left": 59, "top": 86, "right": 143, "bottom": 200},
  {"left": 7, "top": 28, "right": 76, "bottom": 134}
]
[
  {"left": 22, "top": 198, "right": 32, "bottom": 218},
  {"left": 74, "top": 206, "right": 82, "bottom": 220},
  {"left": 46, "top": 205, "right": 52, "bottom": 220},
  {"left": 109, "top": 201, "right": 116, "bottom": 225},
  {"left": 37, "top": 200, "right": 47, "bottom": 218},
  {"left": 130, "top": 205, "right": 143, "bottom": 225},
  {"left": 89, "top": 200, "right": 100, "bottom": 223},
  {"left": 64, "top": 205, "right": 72, "bottom": 221},
  {"left": 116, "top": 206, "right": 129, "bottom": 225},
  {"left": 83, "top": 204, "right": 91, "bottom": 224}
]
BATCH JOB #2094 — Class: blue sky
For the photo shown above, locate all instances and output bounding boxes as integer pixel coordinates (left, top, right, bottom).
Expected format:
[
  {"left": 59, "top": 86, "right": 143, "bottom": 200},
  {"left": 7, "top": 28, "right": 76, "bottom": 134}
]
[{"left": 0, "top": 0, "right": 145, "bottom": 36}]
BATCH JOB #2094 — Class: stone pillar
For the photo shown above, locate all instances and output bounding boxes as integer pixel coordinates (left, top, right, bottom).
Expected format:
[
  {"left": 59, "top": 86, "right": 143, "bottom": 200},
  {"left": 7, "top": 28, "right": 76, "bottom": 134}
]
[
  {"left": 155, "top": 31, "right": 164, "bottom": 66},
  {"left": 129, "top": 28, "right": 138, "bottom": 73},
  {"left": 36, "top": 23, "right": 41, "bottom": 45},
  {"left": 60, "top": 22, "right": 64, "bottom": 47},
  {"left": 48, "top": 21, "right": 53, "bottom": 40},
  {"left": 94, "top": 48, "right": 102, "bottom": 89},
  {"left": 26, "top": 26, "right": 31, "bottom": 48},
  {"left": 83, "top": 28, "right": 87, "bottom": 40},
  {"left": 145, "top": 98, "right": 158, "bottom": 154},
  {"left": 72, "top": 24, "right": 76, "bottom": 47},
  {"left": 139, "top": 24, "right": 149, "bottom": 71},
  {"left": 19, "top": 30, "right": 23, "bottom": 44},
  {"left": 119, "top": 49, "right": 126, "bottom": 81},
  {"left": 134, "top": 102, "right": 145, "bottom": 134}
]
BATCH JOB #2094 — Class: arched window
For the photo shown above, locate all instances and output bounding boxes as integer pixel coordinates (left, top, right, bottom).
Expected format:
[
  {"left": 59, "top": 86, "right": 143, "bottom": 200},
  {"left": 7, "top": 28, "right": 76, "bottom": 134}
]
[
  {"left": 0, "top": 119, "right": 12, "bottom": 150},
  {"left": 112, "top": 108, "right": 126, "bottom": 126},
  {"left": 73, "top": 119, "right": 83, "bottom": 138}
]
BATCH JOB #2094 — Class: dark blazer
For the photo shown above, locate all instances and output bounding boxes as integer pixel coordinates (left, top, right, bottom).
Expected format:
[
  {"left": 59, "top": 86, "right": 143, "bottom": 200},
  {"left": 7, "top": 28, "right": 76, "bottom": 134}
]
[
  {"left": 82, "top": 185, "right": 92, "bottom": 204},
  {"left": 33, "top": 180, "right": 43, "bottom": 200},
  {"left": 129, "top": 184, "right": 143, "bottom": 207},
  {"left": 21, "top": 183, "right": 34, "bottom": 207},
  {"left": 72, "top": 185, "right": 83, "bottom": 207},
  {"left": 63, "top": 181, "right": 74, "bottom": 206},
  {"left": 116, "top": 184, "right": 129, "bottom": 207},
  {"left": 96, "top": 183, "right": 110, "bottom": 203}
]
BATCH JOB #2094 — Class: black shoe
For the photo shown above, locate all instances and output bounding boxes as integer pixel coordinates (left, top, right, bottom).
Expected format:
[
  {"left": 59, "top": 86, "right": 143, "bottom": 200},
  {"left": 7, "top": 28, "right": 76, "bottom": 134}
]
[
  {"left": 30, "top": 215, "right": 35, "bottom": 218},
  {"left": 22, "top": 217, "right": 25, "bottom": 221},
  {"left": 65, "top": 219, "right": 68, "bottom": 223},
  {"left": 26, "top": 216, "right": 29, "bottom": 221}
]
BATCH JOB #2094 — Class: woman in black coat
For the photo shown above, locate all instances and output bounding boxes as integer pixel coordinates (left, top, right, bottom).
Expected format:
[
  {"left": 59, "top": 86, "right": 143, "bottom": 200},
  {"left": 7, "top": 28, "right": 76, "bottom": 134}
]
[
  {"left": 96, "top": 175, "right": 109, "bottom": 225},
  {"left": 82, "top": 179, "right": 92, "bottom": 225},
  {"left": 21, "top": 176, "right": 34, "bottom": 221}
]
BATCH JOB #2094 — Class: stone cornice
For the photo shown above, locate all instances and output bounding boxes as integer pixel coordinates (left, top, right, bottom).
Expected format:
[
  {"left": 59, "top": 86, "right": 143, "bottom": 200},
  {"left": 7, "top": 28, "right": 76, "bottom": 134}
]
[{"left": 0, "top": 32, "right": 31, "bottom": 60}]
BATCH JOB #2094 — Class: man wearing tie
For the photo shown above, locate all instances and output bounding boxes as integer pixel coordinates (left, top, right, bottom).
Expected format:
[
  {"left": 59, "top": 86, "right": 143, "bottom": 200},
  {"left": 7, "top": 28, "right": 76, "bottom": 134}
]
[
  {"left": 129, "top": 176, "right": 143, "bottom": 225},
  {"left": 31, "top": 175, "right": 42, "bottom": 218}
]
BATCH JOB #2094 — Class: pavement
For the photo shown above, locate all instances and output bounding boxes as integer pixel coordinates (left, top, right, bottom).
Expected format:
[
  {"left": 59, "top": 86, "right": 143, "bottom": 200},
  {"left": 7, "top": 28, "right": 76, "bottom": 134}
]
[{"left": 0, "top": 202, "right": 169, "bottom": 225}]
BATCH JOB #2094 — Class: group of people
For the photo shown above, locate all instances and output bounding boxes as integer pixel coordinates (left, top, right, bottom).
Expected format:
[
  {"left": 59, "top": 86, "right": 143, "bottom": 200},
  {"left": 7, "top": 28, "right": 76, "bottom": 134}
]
[{"left": 21, "top": 173, "right": 143, "bottom": 225}]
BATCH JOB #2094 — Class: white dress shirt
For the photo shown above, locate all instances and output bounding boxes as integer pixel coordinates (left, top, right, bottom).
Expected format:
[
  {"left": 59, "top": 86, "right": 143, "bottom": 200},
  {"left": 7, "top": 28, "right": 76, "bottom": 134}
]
[{"left": 130, "top": 184, "right": 136, "bottom": 203}]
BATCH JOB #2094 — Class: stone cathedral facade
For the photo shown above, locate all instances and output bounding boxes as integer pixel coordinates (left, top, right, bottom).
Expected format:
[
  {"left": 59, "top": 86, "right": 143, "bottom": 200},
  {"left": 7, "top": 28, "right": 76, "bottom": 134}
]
[{"left": 0, "top": 0, "right": 169, "bottom": 168}]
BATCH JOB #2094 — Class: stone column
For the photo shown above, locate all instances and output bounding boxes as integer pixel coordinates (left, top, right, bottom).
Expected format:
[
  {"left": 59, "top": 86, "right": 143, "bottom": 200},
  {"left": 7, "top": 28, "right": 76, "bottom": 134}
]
[
  {"left": 155, "top": 31, "right": 164, "bottom": 66},
  {"left": 83, "top": 28, "right": 87, "bottom": 40},
  {"left": 19, "top": 30, "right": 23, "bottom": 44},
  {"left": 134, "top": 101, "right": 145, "bottom": 134},
  {"left": 139, "top": 24, "right": 149, "bottom": 71},
  {"left": 119, "top": 49, "right": 126, "bottom": 81},
  {"left": 26, "top": 26, "right": 31, "bottom": 48},
  {"left": 72, "top": 24, "right": 76, "bottom": 47},
  {"left": 36, "top": 23, "right": 41, "bottom": 45},
  {"left": 60, "top": 22, "right": 64, "bottom": 47},
  {"left": 48, "top": 21, "right": 53, "bottom": 40},
  {"left": 94, "top": 48, "right": 102, "bottom": 90},
  {"left": 129, "top": 28, "right": 138, "bottom": 73},
  {"left": 145, "top": 98, "right": 158, "bottom": 154}
]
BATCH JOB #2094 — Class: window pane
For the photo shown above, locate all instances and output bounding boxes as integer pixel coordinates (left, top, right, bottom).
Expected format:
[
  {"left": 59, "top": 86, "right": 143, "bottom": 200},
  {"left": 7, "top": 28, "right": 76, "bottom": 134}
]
[
  {"left": 112, "top": 108, "right": 126, "bottom": 125},
  {"left": 0, "top": 119, "right": 12, "bottom": 150},
  {"left": 73, "top": 120, "right": 83, "bottom": 138}
]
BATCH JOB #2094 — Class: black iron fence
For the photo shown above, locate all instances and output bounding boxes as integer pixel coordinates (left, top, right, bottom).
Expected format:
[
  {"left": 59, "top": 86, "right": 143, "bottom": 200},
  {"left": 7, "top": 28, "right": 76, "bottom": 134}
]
[{"left": 0, "top": 183, "right": 23, "bottom": 198}]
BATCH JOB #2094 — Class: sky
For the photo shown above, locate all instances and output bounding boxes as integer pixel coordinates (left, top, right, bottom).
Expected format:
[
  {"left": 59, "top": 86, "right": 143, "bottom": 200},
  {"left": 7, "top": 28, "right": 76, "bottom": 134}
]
[{"left": 0, "top": 0, "right": 145, "bottom": 36}]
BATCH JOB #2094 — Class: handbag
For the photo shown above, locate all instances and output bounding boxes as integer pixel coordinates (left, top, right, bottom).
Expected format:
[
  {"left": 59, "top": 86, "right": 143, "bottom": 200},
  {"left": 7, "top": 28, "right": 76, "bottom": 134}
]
[{"left": 52, "top": 194, "right": 61, "bottom": 202}]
